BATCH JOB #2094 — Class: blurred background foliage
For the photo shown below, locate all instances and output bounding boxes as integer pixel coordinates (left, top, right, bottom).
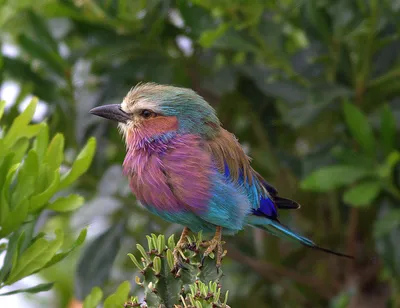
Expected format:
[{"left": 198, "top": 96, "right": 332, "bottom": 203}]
[{"left": 0, "top": 0, "right": 400, "bottom": 307}]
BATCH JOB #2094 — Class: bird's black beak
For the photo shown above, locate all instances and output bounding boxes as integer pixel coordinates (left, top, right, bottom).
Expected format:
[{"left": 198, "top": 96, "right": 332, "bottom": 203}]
[{"left": 90, "top": 104, "right": 130, "bottom": 123}]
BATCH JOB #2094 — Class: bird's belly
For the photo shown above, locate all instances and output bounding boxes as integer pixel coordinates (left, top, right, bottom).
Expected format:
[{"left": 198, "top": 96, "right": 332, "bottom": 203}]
[
  {"left": 126, "top": 139, "right": 214, "bottom": 214},
  {"left": 141, "top": 203, "right": 218, "bottom": 233},
  {"left": 128, "top": 170, "right": 183, "bottom": 213}
]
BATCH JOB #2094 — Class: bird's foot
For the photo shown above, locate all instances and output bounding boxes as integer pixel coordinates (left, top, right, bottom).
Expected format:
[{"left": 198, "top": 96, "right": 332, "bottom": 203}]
[
  {"left": 200, "top": 226, "right": 226, "bottom": 271},
  {"left": 172, "top": 245, "right": 186, "bottom": 274},
  {"left": 171, "top": 227, "right": 190, "bottom": 276}
]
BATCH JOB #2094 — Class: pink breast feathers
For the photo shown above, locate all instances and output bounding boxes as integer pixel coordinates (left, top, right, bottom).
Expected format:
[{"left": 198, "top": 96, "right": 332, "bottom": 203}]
[{"left": 123, "top": 134, "right": 214, "bottom": 214}]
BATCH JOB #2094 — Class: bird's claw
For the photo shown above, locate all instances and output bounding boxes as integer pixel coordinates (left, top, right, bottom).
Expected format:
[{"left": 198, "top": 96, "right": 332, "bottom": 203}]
[
  {"left": 201, "top": 237, "right": 226, "bottom": 269},
  {"left": 172, "top": 243, "right": 189, "bottom": 276},
  {"left": 171, "top": 260, "right": 186, "bottom": 276},
  {"left": 171, "top": 227, "right": 190, "bottom": 276}
]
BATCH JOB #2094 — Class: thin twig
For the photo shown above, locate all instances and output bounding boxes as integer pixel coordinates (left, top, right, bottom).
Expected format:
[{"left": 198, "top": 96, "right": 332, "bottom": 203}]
[{"left": 346, "top": 207, "right": 358, "bottom": 274}]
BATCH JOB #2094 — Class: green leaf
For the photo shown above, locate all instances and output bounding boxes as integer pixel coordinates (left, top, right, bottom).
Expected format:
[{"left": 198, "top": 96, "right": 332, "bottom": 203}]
[
  {"left": 18, "top": 34, "right": 68, "bottom": 77},
  {"left": 301, "top": 165, "right": 372, "bottom": 191},
  {"left": 0, "top": 231, "right": 25, "bottom": 282},
  {"left": 0, "top": 282, "right": 54, "bottom": 296},
  {"left": 48, "top": 194, "right": 84, "bottom": 212},
  {"left": 42, "top": 2, "right": 92, "bottom": 20},
  {"left": 33, "top": 124, "right": 49, "bottom": 160},
  {"left": 213, "top": 28, "right": 258, "bottom": 53},
  {"left": 378, "top": 151, "right": 400, "bottom": 179},
  {"left": 17, "top": 221, "right": 37, "bottom": 255},
  {"left": 1, "top": 150, "right": 34, "bottom": 236},
  {"left": 304, "top": 1, "right": 331, "bottom": 44},
  {"left": 380, "top": 105, "right": 396, "bottom": 153},
  {"left": 75, "top": 222, "right": 125, "bottom": 300},
  {"left": 0, "top": 220, "right": 35, "bottom": 282},
  {"left": 330, "top": 291, "right": 351, "bottom": 308},
  {"left": 29, "top": 170, "right": 60, "bottom": 212},
  {"left": 0, "top": 200, "right": 29, "bottom": 238},
  {"left": 343, "top": 181, "right": 381, "bottom": 207},
  {"left": 374, "top": 209, "right": 400, "bottom": 238},
  {"left": 10, "top": 138, "right": 30, "bottom": 165},
  {"left": 34, "top": 163, "right": 52, "bottom": 193},
  {"left": 5, "top": 229, "right": 64, "bottom": 285},
  {"left": 199, "top": 24, "right": 258, "bottom": 52},
  {"left": 3, "top": 98, "right": 38, "bottom": 149},
  {"left": 199, "top": 23, "right": 229, "bottom": 48},
  {"left": 0, "top": 199, "right": 9, "bottom": 232},
  {"left": 44, "top": 228, "right": 87, "bottom": 269},
  {"left": 177, "top": 1, "right": 215, "bottom": 37},
  {"left": 0, "top": 163, "right": 20, "bottom": 225},
  {"left": 0, "top": 153, "right": 16, "bottom": 191},
  {"left": 59, "top": 137, "right": 96, "bottom": 190},
  {"left": 0, "top": 100, "right": 5, "bottom": 120},
  {"left": 103, "top": 281, "right": 131, "bottom": 308},
  {"left": 343, "top": 101, "right": 376, "bottom": 155},
  {"left": 83, "top": 287, "right": 103, "bottom": 308},
  {"left": 13, "top": 124, "right": 43, "bottom": 144},
  {"left": 44, "top": 133, "right": 64, "bottom": 171},
  {"left": 27, "top": 10, "right": 59, "bottom": 52},
  {"left": 127, "top": 253, "right": 143, "bottom": 271},
  {"left": 11, "top": 149, "right": 39, "bottom": 207}
]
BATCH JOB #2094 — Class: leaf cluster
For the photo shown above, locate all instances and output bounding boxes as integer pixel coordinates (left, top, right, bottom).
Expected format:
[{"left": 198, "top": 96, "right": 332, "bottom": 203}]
[{"left": 0, "top": 99, "right": 95, "bottom": 296}]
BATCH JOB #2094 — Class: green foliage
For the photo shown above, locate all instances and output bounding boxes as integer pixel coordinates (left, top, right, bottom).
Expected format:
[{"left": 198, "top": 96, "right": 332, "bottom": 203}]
[
  {"left": 342, "top": 181, "right": 381, "bottom": 207},
  {"left": 300, "top": 165, "right": 373, "bottom": 191},
  {"left": 83, "top": 233, "right": 229, "bottom": 308},
  {"left": 59, "top": 138, "right": 97, "bottom": 190},
  {"left": 83, "top": 287, "right": 103, "bottom": 308},
  {"left": 0, "top": 99, "right": 95, "bottom": 295},
  {"left": 74, "top": 222, "right": 125, "bottom": 301},
  {"left": 343, "top": 101, "right": 376, "bottom": 156},
  {"left": 302, "top": 103, "right": 399, "bottom": 208},
  {"left": 0, "top": 282, "right": 54, "bottom": 296},
  {"left": 103, "top": 281, "right": 131, "bottom": 308}
]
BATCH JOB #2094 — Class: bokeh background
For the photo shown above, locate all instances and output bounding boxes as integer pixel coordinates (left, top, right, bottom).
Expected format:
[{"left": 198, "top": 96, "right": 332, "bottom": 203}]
[{"left": 1, "top": 0, "right": 400, "bottom": 307}]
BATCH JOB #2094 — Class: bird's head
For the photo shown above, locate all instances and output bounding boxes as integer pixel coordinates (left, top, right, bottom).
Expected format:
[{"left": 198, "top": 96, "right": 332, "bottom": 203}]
[{"left": 90, "top": 83, "right": 220, "bottom": 146}]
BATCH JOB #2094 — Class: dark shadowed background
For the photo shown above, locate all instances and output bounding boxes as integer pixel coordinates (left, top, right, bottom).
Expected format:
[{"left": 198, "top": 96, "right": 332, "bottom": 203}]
[{"left": 0, "top": 0, "right": 399, "bottom": 307}]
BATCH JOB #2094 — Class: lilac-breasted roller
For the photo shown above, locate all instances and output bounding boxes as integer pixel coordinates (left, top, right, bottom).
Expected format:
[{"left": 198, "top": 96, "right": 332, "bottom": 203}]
[{"left": 90, "top": 83, "right": 352, "bottom": 271}]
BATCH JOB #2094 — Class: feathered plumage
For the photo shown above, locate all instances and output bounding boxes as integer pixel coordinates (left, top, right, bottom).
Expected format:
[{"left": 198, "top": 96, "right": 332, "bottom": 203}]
[{"left": 90, "top": 82, "right": 353, "bottom": 264}]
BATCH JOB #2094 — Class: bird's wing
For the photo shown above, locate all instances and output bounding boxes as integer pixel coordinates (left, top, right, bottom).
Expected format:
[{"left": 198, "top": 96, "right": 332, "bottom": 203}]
[
  {"left": 205, "top": 128, "right": 253, "bottom": 184},
  {"left": 205, "top": 128, "right": 300, "bottom": 219},
  {"left": 159, "top": 133, "right": 251, "bottom": 232},
  {"left": 253, "top": 170, "right": 300, "bottom": 210}
]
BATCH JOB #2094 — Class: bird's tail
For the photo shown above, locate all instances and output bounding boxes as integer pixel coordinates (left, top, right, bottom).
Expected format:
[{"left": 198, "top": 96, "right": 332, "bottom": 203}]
[{"left": 247, "top": 216, "right": 354, "bottom": 259}]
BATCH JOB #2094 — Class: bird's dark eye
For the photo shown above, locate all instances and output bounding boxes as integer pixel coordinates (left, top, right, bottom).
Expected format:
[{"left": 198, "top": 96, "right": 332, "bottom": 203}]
[{"left": 141, "top": 109, "right": 156, "bottom": 119}]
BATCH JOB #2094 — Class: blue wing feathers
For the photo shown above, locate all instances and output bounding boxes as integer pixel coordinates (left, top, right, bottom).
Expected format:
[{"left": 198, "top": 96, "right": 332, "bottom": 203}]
[
  {"left": 254, "top": 197, "right": 277, "bottom": 217},
  {"left": 223, "top": 161, "right": 278, "bottom": 218},
  {"left": 222, "top": 161, "right": 352, "bottom": 258}
]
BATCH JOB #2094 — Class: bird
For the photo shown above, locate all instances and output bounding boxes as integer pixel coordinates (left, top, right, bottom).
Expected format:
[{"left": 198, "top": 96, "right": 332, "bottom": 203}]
[{"left": 90, "top": 82, "right": 353, "bottom": 272}]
